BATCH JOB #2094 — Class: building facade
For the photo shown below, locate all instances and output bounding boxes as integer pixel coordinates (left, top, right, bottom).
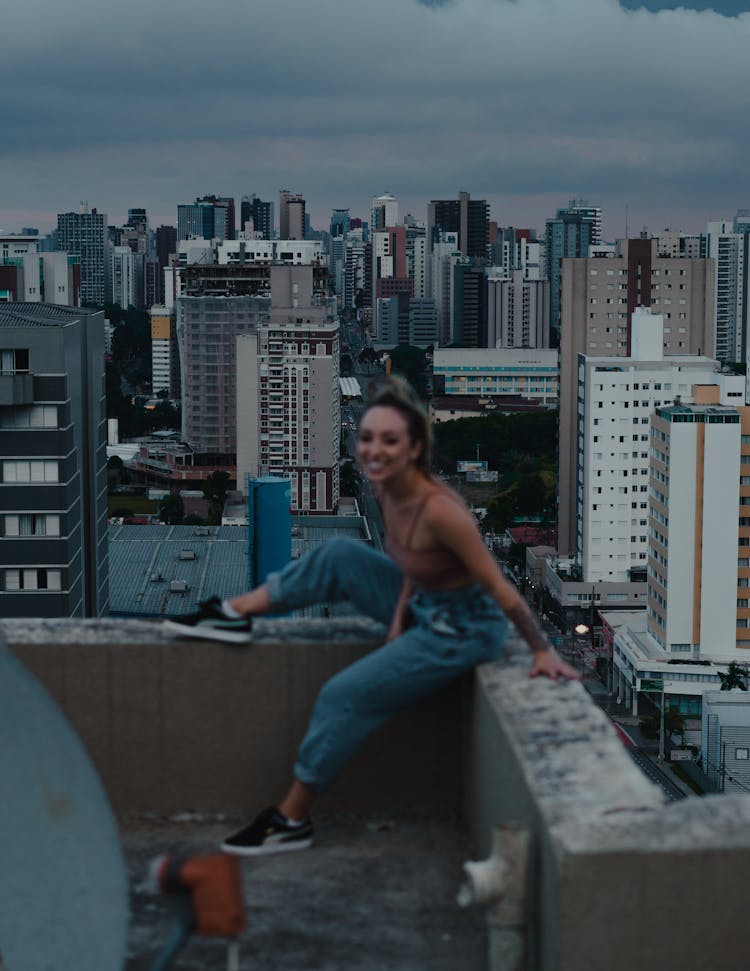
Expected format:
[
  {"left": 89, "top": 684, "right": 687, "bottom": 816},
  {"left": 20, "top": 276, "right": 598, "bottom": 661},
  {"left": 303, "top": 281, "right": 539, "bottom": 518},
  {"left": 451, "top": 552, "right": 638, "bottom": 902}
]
[
  {"left": 0, "top": 304, "right": 108, "bottom": 617},
  {"left": 176, "top": 294, "right": 268, "bottom": 458},
  {"left": 57, "top": 208, "right": 108, "bottom": 305},
  {"left": 433, "top": 347, "right": 558, "bottom": 404},
  {"left": 427, "top": 192, "right": 489, "bottom": 259},
  {"left": 236, "top": 266, "right": 340, "bottom": 513},
  {"left": 486, "top": 270, "right": 550, "bottom": 349},
  {"left": 150, "top": 306, "right": 180, "bottom": 398},
  {"left": 558, "top": 238, "right": 717, "bottom": 554},
  {"left": 574, "top": 310, "right": 744, "bottom": 585},
  {"left": 545, "top": 199, "right": 601, "bottom": 338}
]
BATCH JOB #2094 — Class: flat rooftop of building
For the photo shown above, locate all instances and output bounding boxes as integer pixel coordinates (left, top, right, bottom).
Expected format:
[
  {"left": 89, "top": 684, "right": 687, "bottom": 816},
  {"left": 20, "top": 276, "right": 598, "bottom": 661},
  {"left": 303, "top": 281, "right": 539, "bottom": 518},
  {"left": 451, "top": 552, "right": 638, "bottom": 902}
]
[
  {"left": 123, "top": 813, "right": 485, "bottom": 971},
  {"left": 430, "top": 394, "right": 552, "bottom": 415},
  {"left": 109, "top": 517, "right": 372, "bottom": 619}
]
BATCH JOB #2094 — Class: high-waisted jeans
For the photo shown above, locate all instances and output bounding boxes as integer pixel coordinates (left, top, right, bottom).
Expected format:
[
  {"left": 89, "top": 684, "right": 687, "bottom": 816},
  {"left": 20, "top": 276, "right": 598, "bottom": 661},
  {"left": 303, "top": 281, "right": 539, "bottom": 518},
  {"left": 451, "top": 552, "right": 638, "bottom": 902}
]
[{"left": 265, "top": 537, "right": 509, "bottom": 793}]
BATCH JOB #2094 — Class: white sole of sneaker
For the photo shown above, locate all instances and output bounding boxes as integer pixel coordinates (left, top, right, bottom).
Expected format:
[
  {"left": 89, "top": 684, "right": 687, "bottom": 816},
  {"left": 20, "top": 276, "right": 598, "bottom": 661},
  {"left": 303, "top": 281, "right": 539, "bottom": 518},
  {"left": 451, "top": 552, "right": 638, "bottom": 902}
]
[
  {"left": 220, "top": 837, "right": 313, "bottom": 856},
  {"left": 162, "top": 619, "right": 252, "bottom": 645}
]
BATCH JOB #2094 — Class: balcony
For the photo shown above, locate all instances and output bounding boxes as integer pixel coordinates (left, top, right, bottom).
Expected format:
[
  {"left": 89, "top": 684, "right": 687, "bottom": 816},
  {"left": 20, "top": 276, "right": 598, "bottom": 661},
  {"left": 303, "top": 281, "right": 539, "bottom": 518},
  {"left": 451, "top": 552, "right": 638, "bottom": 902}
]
[
  {"left": 0, "top": 371, "right": 34, "bottom": 405},
  {"left": 3, "top": 618, "right": 750, "bottom": 970}
]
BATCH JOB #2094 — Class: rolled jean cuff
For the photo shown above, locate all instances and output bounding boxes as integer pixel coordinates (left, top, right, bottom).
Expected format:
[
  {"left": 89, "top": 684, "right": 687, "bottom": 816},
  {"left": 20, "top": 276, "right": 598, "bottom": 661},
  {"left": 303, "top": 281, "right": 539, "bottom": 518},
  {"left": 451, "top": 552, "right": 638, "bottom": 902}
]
[
  {"left": 292, "top": 763, "right": 325, "bottom": 794},
  {"left": 265, "top": 570, "right": 285, "bottom": 609}
]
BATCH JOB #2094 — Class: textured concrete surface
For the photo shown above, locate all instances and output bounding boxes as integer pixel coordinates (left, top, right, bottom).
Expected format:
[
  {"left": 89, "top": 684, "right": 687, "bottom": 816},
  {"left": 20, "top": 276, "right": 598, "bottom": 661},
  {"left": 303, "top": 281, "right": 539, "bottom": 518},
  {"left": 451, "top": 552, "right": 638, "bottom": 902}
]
[{"left": 122, "top": 814, "right": 487, "bottom": 971}]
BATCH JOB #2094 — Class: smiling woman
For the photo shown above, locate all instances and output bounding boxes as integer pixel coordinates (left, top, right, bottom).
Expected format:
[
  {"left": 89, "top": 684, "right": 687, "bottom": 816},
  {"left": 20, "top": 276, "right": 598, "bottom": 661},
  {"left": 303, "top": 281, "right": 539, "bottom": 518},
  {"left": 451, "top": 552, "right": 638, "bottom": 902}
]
[{"left": 164, "top": 374, "right": 579, "bottom": 857}]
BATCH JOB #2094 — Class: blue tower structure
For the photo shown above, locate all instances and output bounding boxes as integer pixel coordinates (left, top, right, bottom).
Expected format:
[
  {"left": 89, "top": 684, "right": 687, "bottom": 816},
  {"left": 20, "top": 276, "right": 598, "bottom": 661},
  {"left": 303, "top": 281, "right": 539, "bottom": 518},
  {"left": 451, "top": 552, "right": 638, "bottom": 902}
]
[{"left": 246, "top": 476, "right": 292, "bottom": 589}]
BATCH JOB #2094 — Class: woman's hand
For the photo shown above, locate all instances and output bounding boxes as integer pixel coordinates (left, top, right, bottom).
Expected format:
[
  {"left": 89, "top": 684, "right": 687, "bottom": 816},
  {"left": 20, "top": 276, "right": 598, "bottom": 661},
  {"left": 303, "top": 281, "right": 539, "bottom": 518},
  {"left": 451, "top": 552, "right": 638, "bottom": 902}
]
[{"left": 530, "top": 648, "right": 581, "bottom": 682}]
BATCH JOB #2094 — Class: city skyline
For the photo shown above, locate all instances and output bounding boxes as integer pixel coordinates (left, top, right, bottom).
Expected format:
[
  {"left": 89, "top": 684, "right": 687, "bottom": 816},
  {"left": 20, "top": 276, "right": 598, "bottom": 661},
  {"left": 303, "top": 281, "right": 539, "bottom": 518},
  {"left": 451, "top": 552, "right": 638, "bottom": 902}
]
[{"left": 1, "top": 0, "right": 748, "bottom": 239}]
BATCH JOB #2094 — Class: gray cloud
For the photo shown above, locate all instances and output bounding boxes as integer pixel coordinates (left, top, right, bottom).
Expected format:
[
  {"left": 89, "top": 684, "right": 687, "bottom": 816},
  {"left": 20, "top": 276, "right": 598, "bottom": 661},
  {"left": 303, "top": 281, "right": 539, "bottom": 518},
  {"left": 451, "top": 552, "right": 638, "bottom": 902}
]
[{"left": 0, "top": 0, "right": 748, "bottom": 237}]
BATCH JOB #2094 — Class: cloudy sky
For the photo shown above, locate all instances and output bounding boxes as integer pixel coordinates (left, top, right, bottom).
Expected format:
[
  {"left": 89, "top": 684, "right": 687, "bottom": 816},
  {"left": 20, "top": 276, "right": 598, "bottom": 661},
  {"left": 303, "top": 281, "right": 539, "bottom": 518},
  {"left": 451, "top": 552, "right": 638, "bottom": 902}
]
[{"left": 1, "top": 0, "right": 747, "bottom": 240}]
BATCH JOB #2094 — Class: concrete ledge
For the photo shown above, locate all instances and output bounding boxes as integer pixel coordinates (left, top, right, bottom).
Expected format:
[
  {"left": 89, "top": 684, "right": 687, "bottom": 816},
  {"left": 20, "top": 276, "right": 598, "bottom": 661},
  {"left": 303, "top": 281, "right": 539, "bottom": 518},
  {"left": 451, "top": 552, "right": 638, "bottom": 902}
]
[
  {"left": 469, "top": 655, "right": 750, "bottom": 971},
  {"left": 2, "top": 617, "right": 469, "bottom": 817}
]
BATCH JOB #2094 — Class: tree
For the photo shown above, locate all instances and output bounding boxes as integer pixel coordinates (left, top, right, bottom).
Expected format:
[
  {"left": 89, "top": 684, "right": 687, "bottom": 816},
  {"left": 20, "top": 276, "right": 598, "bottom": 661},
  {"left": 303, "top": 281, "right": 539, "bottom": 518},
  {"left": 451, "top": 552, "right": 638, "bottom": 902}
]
[
  {"left": 387, "top": 344, "right": 429, "bottom": 398},
  {"left": 719, "top": 661, "right": 748, "bottom": 691},
  {"left": 340, "top": 460, "right": 358, "bottom": 498},
  {"left": 158, "top": 494, "right": 184, "bottom": 525},
  {"left": 202, "top": 471, "right": 231, "bottom": 524}
]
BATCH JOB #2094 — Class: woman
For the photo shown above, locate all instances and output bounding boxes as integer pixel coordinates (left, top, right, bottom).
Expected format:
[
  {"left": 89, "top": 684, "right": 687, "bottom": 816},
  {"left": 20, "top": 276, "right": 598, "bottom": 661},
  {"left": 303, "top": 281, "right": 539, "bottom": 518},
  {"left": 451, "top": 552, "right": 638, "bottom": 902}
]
[{"left": 166, "top": 376, "right": 578, "bottom": 855}]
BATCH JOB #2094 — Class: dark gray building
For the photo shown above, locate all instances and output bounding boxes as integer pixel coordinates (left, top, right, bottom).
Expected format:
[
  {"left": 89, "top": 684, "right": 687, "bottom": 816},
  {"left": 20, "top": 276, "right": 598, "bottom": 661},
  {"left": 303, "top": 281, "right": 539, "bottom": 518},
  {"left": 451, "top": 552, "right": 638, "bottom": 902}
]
[
  {"left": 0, "top": 304, "right": 108, "bottom": 617},
  {"left": 57, "top": 208, "right": 108, "bottom": 306}
]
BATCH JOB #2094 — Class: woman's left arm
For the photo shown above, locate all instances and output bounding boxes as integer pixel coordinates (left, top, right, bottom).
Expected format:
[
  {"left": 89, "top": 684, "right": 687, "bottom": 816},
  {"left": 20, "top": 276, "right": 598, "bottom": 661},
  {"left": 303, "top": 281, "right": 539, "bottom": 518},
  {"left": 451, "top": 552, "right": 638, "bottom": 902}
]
[{"left": 425, "top": 497, "right": 580, "bottom": 681}]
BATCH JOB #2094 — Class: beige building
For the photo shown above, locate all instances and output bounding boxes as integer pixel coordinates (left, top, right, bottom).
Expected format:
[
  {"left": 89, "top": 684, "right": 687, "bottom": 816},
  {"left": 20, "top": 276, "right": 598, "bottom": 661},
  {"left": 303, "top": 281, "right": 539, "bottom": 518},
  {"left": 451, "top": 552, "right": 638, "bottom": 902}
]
[
  {"left": 236, "top": 265, "right": 340, "bottom": 514},
  {"left": 557, "top": 237, "right": 716, "bottom": 554}
]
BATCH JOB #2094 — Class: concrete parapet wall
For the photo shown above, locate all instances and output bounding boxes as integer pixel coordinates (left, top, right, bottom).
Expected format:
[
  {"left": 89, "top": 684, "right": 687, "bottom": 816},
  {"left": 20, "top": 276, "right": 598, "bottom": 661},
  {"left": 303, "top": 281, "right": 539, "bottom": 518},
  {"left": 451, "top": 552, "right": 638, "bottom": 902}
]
[
  {"left": 468, "top": 646, "right": 750, "bottom": 971},
  {"left": 3, "top": 617, "right": 467, "bottom": 817},
  {"left": 7, "top": 618, "right": 750, "bottom": 970}
]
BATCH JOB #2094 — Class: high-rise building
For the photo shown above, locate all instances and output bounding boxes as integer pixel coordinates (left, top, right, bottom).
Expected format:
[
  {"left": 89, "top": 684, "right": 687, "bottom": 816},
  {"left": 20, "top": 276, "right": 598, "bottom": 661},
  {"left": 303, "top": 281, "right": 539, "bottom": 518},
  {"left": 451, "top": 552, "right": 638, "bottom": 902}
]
[
  {"left": 0, "top": 304, "right": 108, "bottom": 617},
  {"left": 372, "top": 227, "right": 410, "bottom": 338},
  {"left": 450, "top": 260, "right": 486, "bottom": 346},
  {"left": 176, "top": 294, "right": 268, "bottom": 459},
  {"left": 705, "top": 215, "right": 749, "bottom": 365},
  {"left": 150, "top": 306, "right": 180, "bottom": 398},
  {"left": 279, "top": 190, "right": 306, "bottom": 240},
  {"left": 110, "top": 246, "right": 142, "bottom": 309},
  {"left": 429, "top": 233, "right": 460, "bottom": 345},
  {"left": 155, "top": 225, "right": 177, "bottom": 305},
  {"left": 56, "top": 207, "right": 108, "bottom": 305},
  {"left": 240, "top": 195, "right": 274, "bottom": 239},
  {"left": 545, "top": 199, "right": 601, "bottom": 338},
  {"left": 557, "top": 237, "right": 716, "bottom": 554},
  {"left": 427, "top": 192, "right": 489, "bottom": 259},
  {"left": 485, "top": 270, "right": 550, "bottom": 349},
  {"left": 408, "top": 298, "right": 438, "bottom": 347},
  {"left": 646, "top": 392, "right": 747, "bottom": 661},
  {"left": 574, "top": 308, "right": 743, "bottom": 585},
  {"left": 177, "top": 200, "right": 214, "bottom": 241},
  {"left": 236, "top": 265, "right": 340, "bottom": 513},
  {"left": 177, "top": 196, "right": 235, "bottom": 242},
  {"left": 330, "top": 209, "right": 350, "bottom": 237},
  {"left": 370, "top": 193, "right": 398, "bottom": 232}
]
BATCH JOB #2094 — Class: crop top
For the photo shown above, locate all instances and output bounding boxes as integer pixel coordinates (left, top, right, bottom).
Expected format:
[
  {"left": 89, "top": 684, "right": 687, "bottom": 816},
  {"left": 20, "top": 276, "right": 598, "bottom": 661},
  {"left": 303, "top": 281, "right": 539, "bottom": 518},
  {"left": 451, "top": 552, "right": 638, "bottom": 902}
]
[{"left": 384, "top": 487, "right": 471, "bottom": 589}]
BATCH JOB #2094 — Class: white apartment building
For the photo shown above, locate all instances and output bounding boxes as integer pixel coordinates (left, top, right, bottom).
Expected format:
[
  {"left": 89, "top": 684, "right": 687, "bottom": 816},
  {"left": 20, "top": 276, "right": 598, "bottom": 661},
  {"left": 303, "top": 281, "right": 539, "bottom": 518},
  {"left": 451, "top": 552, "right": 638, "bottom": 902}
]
[
  {"left": 236, "top": 266, "right": 340, "bottom": 514},
  {"left": 646, "top": 395, "right": 745, "bottom": 661},
  {"left": 433, "top": 348, "right": 558, "bottom": 403},
  {"left": 610, "top": 398, "right": 750, "bottom": 718},
  {"left": 486, "top": 269, "right": 550, "bottom": 349},
  {"left": 497, "top": 237, "right": 544, "bottom": 280},
  {"left": 576, "top": 309, "right": 744, "bottom": 585},
  {"left": 149, "top": 306, "right": 179, "bottom": 397},
  {"left": 370, "top": 193, "right": 398, "bottom": 231},
  {"left": 217, "top": 239, "right": 325, "bottom": 265},
  {"left": 111, "top": 246, "right": 139, "bottom": 309},
  {"left": 429, "top": 234, "right": 460, "bottom": 346}
]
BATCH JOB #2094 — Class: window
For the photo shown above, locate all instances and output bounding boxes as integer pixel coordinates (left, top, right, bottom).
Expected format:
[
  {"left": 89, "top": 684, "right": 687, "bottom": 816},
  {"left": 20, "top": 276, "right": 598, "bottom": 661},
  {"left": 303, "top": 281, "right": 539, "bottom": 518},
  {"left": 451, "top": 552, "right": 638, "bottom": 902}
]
[
  {"left": 5, "top": 568, "right": 61, "bottom": 591},
  {"left": 0, "top": 348, "right": 30, "bottom": 374},
  {"left": 2, "top": 461, "right": 58, "bottom": 483},
  {"left": 4, "top": 514, "right": 59, "bottom": 537},
  {"left": 736, "top": 748, "right": 749, "bottom": 760}
]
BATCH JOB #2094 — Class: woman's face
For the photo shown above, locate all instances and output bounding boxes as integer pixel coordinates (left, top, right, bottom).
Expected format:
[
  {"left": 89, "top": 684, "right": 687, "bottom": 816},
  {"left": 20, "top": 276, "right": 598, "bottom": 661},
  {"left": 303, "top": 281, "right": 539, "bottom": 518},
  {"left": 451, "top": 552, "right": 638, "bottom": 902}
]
[{"left": 357, "top": 405, "right": 421, "bottom": 485}]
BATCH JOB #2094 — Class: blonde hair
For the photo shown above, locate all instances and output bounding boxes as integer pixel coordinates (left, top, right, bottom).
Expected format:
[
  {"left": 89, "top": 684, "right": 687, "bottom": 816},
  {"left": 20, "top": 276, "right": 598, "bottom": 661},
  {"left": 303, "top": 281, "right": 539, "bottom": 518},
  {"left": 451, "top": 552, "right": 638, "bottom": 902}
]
[{"left": 364, "top": 374, "right": 432, "bottom": 475}]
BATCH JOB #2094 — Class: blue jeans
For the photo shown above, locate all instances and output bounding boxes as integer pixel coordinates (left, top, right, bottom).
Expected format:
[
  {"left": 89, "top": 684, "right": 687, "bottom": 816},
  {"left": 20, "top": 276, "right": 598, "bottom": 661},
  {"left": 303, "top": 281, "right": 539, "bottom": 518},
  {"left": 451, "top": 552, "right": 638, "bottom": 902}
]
[{"left": 266, "top": 537, "right": 508, "bottom": 793}]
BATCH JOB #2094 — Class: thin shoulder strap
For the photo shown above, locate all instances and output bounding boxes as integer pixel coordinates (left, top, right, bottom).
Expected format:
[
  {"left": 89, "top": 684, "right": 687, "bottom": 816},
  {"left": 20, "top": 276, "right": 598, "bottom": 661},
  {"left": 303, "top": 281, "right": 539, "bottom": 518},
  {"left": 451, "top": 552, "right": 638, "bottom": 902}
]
[{"left": 404, "top": 488, "right": 440, "bottom": 550}]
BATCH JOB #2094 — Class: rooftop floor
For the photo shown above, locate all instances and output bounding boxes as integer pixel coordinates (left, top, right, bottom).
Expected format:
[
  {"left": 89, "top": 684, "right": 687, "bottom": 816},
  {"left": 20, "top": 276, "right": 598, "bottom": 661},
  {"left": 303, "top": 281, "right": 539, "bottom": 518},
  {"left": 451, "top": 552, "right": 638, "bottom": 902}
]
[{"left": 123, "top": 813, "right": 486, "bottom": 971}]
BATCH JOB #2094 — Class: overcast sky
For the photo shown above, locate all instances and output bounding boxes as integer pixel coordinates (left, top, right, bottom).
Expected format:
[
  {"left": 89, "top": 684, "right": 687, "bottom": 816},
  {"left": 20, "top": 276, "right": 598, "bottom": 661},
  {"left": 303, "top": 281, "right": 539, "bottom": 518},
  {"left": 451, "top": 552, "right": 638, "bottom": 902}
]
[{"left": 1, "top": 0, "right": 747, "bottom": 240}]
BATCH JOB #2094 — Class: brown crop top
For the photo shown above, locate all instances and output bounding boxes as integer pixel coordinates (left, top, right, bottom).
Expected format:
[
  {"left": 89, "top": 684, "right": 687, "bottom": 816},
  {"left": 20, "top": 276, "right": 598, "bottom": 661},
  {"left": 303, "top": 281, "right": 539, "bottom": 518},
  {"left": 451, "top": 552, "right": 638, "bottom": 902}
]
[{"left": 384, "top": 486, "right": 471, "bottom": 589}]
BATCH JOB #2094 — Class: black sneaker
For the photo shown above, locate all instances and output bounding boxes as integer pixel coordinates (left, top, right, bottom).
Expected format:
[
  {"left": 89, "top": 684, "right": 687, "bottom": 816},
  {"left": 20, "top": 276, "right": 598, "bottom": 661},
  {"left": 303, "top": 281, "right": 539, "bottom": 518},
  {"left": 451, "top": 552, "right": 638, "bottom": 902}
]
[
  {"left": 220, "top": 807, "right": 313, "bottom": 856},
  {"left": 163, "top": 596, "right": 253, "bottom": 645}
]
